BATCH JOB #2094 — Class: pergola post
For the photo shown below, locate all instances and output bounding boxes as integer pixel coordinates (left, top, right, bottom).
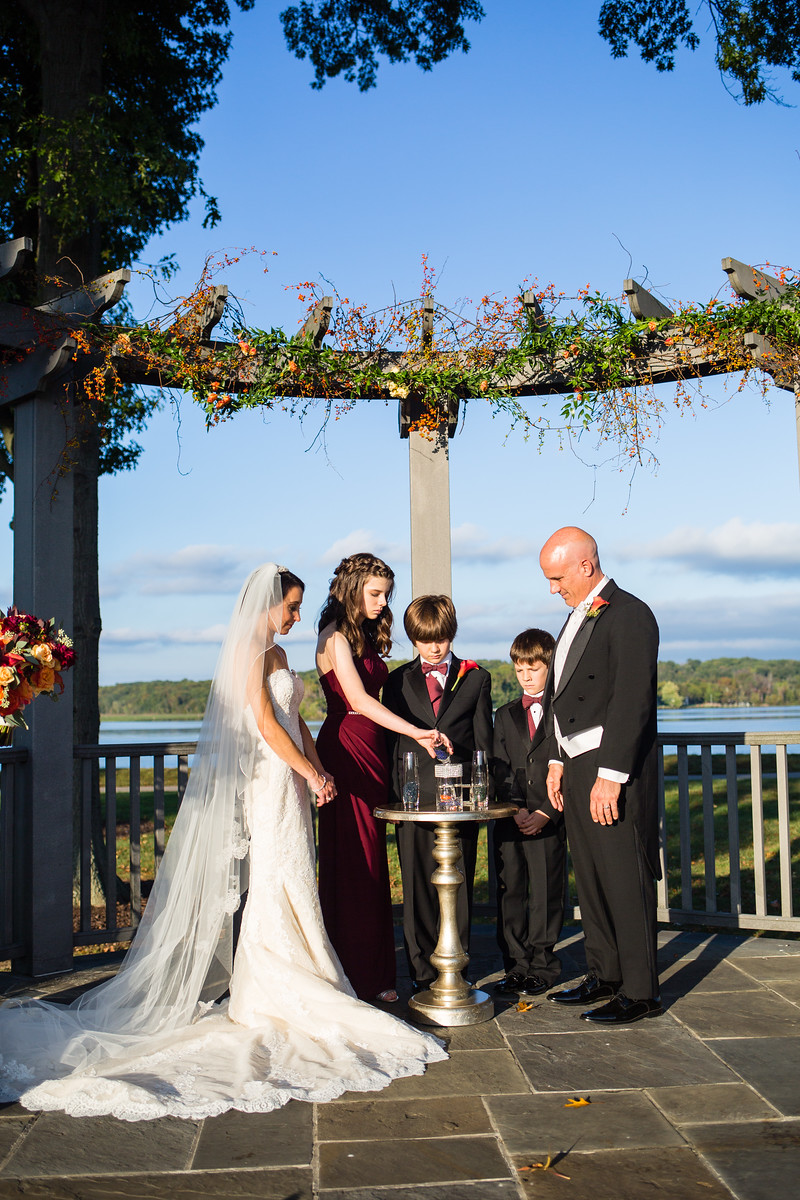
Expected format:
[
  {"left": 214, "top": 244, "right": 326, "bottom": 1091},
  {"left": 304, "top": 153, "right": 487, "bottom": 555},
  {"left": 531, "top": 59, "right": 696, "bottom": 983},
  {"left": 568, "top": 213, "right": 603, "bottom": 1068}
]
[
  {"left": 399, "top": 299, "right": 460, "bottom": 599},
  {"left": 0, "top": 243, "right": 129, "bottom": 975},
  {"left": 727, "top": 259, "right": 800, "bottom": 485},
  {"left": 13, "top": 385, "right": 75, "bottom": 976},
  {"left": 408, "top": 427, "right": 453, "bottom": 598}
]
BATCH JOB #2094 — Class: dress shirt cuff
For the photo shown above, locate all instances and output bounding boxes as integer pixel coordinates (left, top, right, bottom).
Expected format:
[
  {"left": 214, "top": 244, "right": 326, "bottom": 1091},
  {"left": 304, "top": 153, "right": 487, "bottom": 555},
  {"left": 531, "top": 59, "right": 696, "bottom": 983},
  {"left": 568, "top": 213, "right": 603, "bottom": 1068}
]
[
  {"left": 548, "top": 758, "right": 563, "bottom": 769},
  {"left": 598, "top": 766, "right": 629, "bottom": 784}
]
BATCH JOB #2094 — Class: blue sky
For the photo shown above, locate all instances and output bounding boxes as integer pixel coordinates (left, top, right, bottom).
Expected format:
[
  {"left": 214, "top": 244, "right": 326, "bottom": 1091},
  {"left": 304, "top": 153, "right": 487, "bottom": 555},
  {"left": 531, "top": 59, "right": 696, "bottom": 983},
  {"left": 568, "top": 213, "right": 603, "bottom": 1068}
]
[{"left": 6, "top": 1, "right": 800, "bottom": 682}]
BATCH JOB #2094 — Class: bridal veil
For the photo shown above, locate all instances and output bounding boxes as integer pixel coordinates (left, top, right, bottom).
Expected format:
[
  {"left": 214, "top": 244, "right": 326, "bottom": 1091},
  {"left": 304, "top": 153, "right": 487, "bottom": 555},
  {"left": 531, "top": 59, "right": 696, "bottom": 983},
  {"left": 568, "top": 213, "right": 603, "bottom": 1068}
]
[{"left": 0, "top": 564, "right": 286, "bottom": 1085}]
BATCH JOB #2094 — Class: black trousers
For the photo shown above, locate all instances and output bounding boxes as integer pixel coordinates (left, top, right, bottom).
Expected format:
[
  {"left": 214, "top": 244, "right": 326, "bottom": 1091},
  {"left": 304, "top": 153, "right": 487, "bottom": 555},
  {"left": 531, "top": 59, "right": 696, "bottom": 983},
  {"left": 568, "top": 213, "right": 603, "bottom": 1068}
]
[
  {"left": 562, "top": 751, "right": 659, "bottom": 999},
  {"left": 492, "top": 815, "right": 566, "bottom": 984},
  {"left": 396, "top": 820, "right": 479, "bottom": 985}
]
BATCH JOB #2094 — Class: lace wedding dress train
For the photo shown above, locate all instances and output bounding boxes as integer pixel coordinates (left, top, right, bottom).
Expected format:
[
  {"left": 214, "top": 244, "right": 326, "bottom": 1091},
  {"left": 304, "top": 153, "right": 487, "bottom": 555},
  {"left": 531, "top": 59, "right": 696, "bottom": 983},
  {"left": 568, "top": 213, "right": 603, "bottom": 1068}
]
[{"left": 0, "top": 668, "right": 446, "bottom": 1121}]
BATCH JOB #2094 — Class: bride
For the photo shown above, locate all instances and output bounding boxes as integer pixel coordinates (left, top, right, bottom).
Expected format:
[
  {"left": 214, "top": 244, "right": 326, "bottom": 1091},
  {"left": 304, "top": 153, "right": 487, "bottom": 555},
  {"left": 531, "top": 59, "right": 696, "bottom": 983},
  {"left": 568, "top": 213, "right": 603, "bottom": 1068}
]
[{"left": 0, "top": 563, "right": 446, "bottom": 1121}]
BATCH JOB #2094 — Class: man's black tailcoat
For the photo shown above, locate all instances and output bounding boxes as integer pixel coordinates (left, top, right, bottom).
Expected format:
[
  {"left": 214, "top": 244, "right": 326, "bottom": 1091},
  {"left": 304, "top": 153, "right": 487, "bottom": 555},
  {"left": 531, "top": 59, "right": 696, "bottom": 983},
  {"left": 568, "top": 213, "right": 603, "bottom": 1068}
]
[{"left": 534, "top": 579, "right": 660, "bottom": 998}]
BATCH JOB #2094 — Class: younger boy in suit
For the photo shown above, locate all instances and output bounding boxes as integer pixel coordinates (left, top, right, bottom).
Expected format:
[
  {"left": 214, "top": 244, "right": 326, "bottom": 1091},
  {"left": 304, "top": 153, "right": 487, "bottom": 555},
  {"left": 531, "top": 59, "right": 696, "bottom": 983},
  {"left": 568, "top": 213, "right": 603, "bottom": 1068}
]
[
  {"left": 383, "top": 595, "right": 493, "bottom": 991},
  {"left": 492, "top": 628, "right": 566, "bottom": 998}
]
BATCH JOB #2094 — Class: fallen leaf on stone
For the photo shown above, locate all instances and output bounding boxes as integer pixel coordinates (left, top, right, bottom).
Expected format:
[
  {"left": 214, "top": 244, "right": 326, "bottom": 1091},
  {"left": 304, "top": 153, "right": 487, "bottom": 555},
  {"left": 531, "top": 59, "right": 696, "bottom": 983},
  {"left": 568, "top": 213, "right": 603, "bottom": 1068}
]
[
  {"left": 564, "top": 1096, "right": 591, "bottom": 1107},
  {"left": 515, "top": 1000, "right": 535, "bottom": 1013},
  {"left": 519, "top": 1155, "right": 571, "bottom": 1179}
]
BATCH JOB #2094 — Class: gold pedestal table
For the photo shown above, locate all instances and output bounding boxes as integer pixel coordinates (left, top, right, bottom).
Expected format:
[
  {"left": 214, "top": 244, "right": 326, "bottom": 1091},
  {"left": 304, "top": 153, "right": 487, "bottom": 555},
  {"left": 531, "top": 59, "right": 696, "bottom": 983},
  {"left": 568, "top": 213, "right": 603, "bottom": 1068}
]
[{"left": 373, "top": 802, "right": 516, "bottom": 1027}]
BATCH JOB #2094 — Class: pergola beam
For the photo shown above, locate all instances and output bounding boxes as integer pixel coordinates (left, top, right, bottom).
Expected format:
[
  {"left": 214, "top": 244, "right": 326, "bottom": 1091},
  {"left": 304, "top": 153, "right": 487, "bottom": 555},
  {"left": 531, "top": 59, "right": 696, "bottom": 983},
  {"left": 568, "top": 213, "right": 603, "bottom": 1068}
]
[
  {"left": 623, "top": 280, "right": 674, "bottom": 322},
  {"left": 722, "top": 258, "right": 788, "bottom": 302},
  {"left": 297, "top": 295, "right": 333, "bottom": 348},
  {"left": 0, "top": 237, "right": 33, "bottom": 280},
  {"left": 3, "top": 256, "right": 794, "bottom": 404},
  {"left": 176, "top": 284, "right": 229, "bottom": 341},
  {"left": 36, "top": 269, "right": 131, "bottom": 321}
]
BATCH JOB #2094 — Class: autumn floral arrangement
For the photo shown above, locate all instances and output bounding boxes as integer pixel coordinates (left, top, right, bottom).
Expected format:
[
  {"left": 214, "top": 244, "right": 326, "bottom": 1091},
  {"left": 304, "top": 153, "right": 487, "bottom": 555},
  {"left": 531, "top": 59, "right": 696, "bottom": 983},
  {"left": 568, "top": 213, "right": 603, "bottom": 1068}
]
[{"left": 0, "top": 607, "right": 76, "bottom": 733}]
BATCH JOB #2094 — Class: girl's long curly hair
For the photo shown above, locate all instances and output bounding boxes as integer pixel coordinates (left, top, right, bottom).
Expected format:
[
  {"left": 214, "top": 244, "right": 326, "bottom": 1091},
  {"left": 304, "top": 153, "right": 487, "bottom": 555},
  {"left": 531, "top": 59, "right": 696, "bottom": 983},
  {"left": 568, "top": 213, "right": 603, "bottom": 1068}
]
[{"left": 318, "top": 553, "right": 395, "bottom": 658}]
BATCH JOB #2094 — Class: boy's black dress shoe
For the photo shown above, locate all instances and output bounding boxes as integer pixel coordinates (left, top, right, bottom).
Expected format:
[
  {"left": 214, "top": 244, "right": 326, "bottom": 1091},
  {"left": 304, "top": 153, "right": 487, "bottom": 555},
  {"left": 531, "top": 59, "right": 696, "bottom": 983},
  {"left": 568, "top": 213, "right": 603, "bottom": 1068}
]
[
  {"left": 518, "top": 975, "right": 548, "bottom": 996},
  {"left": 547, "top": 973, "right": 620, "bottom": 1006},
  {"left": 495, "top": 972, "right": 548, "bottom": 997},
  {"left": 580, "top": 994, "right": 663, "bottom": 1024},
  {"left": 494, "top": 972, "right": 525, "bottom": 996}
]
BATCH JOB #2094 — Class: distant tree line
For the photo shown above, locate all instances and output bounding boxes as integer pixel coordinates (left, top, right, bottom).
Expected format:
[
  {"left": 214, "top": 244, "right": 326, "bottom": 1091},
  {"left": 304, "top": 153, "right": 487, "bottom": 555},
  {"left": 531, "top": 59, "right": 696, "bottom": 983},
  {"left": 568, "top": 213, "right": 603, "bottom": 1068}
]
[
  {"left": 657, "top": 659, "right": 800, "bottom": 709},
  {"left": 100, "top": 658, "right": 800, "bottom": 721}
]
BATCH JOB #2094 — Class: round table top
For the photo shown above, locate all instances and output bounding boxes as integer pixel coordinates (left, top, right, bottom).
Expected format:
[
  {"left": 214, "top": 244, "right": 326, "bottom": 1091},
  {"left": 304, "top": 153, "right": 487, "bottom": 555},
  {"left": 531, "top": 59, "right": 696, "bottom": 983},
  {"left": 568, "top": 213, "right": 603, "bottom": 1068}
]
[{"left": 373, "top": 802, "right": 517, "bottom": 824}]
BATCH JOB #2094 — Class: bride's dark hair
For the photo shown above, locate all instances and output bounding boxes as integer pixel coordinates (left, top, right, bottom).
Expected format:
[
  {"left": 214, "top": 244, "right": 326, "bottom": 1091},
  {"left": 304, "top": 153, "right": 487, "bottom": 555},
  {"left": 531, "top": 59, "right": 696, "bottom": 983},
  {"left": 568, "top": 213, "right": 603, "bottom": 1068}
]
[
  {"left": 318, "top": 553, "right": 395, "bottom": 657},
  {"left": 278, "top": 567, "right": 305, "bottom": 596}
]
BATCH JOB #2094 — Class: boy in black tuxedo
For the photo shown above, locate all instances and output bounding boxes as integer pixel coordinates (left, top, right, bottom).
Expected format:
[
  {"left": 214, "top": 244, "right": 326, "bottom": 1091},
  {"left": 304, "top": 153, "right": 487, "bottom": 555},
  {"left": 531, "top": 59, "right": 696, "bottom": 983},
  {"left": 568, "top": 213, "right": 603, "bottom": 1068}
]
[
  {"left": 383, "top": 595, "right": 493, "bottom": 991},
  {"left": 492, "top": 628, "right": 566, "bottom": 998}
]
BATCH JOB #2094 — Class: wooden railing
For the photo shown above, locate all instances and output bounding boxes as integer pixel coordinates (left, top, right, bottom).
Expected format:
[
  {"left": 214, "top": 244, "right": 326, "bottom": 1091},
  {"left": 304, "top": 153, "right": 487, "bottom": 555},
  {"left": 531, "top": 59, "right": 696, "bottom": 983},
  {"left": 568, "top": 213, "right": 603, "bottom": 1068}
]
[
  {"left": 654, "top": 732, "right": 799, "bottom": 932},
  {"left": 1, "top": 729, "right": 798, "bottom": 965},
  {"left": 72, "top": 742, "right": 194, "bottom": 948}
]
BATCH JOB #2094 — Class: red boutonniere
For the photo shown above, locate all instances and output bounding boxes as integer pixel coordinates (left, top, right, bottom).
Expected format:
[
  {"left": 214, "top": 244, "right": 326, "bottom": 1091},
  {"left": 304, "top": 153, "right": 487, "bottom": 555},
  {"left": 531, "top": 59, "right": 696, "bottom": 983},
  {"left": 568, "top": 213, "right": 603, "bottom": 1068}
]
[
  {"left": 451, "top": 659, "right": 479, "bottom": 692},
  {"left": 585, "top": 596, "right": 609, "bottom": 620}
]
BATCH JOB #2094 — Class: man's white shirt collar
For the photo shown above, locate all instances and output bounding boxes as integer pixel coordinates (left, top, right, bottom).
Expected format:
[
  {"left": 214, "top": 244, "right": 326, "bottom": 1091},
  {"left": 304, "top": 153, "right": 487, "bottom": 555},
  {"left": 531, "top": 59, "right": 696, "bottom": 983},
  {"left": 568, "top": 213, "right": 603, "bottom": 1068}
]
[{"left": 572, "top": 575, "right": 609, "bottom": 618}]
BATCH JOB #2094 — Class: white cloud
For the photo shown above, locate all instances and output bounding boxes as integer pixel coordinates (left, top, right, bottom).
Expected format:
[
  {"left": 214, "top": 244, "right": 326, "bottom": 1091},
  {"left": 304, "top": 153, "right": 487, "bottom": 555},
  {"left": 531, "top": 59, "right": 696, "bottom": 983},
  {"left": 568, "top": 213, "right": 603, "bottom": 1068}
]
[
  {"left": 451, "top": 524, "right": 539, "bottom": 565},
  {"left": 101, "top": 624, "right": 230, "bottom": 648},
  {"left": 618, "top": 518, "right": 800, "bottom": 577},
  {"left": 102, "top": 623, "right": 318, "bottom": 650},
  {"left": 319, "top": 530, "right": 409, "bottom": 566},
  {"left": 655, "top": 592, "right": 800, "bottom": 659},
  {"left": 102, "top": 545, "right": 271, "bottom": 599}
]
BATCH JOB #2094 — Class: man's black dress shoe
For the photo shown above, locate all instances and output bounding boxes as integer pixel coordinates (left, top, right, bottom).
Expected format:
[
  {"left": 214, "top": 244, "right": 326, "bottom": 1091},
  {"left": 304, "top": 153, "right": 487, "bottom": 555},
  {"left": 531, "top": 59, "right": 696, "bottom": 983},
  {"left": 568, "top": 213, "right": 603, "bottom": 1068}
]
[
  {"left": 495, "top": 972, "right": 549, "bottom": 998},
  {"left": 580, "top": 993, "right": 663, "bottom": 1024},
  {"left": 547, "top": 973, "right": 620, "bottom": 1006}
]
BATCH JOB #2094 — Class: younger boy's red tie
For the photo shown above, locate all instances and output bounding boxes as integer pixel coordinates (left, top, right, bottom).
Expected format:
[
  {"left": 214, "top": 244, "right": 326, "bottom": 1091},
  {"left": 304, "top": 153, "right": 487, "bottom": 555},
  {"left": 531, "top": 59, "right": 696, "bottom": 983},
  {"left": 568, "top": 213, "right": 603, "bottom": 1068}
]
[{"left": 522, "top": 692, "right": 544, "bottom": 740}]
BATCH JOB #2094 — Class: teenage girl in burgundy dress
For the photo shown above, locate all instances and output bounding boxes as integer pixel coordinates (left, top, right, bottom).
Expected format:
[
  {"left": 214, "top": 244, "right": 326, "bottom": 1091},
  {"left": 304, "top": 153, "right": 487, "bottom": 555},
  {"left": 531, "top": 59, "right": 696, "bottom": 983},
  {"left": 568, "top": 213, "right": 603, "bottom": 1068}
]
[{"left": 315, "top": 553, "right": 449, "bottom": 1002}]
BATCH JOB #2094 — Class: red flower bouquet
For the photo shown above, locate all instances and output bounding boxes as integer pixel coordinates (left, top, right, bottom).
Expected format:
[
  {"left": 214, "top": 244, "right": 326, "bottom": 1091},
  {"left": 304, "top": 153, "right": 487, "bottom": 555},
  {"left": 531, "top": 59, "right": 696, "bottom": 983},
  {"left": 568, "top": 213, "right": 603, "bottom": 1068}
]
[{"left": 0, "top": 606, "right": 76, "bottom": 730}]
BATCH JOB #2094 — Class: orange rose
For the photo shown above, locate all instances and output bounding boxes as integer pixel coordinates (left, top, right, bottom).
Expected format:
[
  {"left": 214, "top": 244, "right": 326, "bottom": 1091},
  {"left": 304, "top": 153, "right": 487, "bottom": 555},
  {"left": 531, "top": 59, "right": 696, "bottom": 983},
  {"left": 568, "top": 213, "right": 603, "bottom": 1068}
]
[
  {"left": 0, "top": 665, "right": 16, "bottom": 686},
  {"left": 5, "top": 682, "right": 31, "bottom": 712},
  {"left": 31, "top": 666, "right": 56, "bottom": 693},
  {"left": 32, "top": 643, "right": 55, "bottom": 666}
]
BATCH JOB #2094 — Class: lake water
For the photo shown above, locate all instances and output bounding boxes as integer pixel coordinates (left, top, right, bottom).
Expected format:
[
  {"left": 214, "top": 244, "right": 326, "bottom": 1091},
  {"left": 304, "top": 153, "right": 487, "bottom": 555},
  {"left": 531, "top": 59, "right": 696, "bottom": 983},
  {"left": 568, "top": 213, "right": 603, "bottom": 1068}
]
[{"left": 100, "top": 706, "right": 800, "bottom": 746}]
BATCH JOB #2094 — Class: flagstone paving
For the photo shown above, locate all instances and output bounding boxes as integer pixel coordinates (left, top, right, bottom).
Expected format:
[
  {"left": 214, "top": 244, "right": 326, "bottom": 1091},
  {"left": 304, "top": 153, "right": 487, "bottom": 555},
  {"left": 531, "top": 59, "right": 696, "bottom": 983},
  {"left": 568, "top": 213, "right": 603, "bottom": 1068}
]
[{"left": 1, "top": 926, "right": 799, "bottom": 1199}]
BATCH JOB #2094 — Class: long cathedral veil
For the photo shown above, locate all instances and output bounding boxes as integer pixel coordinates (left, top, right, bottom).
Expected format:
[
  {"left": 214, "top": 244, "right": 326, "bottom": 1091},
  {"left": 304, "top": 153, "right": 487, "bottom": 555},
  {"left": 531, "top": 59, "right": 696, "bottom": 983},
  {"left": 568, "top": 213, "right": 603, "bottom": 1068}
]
[{"left": 0, "top": 563, "right": 284, "bottom": 1085}]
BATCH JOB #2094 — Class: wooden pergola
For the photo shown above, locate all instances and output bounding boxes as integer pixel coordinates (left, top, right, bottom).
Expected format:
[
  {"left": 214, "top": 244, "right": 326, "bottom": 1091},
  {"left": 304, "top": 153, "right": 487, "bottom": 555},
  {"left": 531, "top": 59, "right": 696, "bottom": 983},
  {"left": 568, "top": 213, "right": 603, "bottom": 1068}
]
[{"left": 1, "top": 235, "right": 797, "bottom": 974}]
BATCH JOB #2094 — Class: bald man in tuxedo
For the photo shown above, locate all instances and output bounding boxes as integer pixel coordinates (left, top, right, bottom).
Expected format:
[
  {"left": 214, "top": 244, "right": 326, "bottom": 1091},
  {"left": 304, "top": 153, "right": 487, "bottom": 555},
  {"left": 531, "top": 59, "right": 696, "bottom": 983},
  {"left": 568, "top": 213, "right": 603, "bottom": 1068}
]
[{"left": 537, "top": 526, "right": 662, "bottom": 1024}]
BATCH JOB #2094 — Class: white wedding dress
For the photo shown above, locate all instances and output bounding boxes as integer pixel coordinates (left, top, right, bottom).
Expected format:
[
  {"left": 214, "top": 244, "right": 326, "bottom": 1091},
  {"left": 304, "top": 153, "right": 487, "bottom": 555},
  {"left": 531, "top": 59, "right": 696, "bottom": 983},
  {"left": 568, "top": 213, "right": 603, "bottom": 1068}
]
[{"left": 0, "top": 667, "right": 446, "bottom": 1121}]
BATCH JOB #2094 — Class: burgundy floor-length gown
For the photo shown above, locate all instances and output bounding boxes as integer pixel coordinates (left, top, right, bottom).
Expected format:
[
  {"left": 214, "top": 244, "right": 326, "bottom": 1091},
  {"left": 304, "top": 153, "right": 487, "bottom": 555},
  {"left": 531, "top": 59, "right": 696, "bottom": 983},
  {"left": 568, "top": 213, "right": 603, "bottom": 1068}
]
[{"left": 316, "top": 642, "right": 396, "bottom": 999}]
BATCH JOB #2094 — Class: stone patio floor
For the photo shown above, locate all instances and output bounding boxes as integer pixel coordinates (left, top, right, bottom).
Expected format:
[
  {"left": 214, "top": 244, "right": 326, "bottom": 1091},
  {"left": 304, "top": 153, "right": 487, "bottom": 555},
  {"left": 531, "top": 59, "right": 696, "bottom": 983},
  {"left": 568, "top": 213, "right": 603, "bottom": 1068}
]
[{"left": 1, "top": 925, "right": 799, "bottom": 1199}]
